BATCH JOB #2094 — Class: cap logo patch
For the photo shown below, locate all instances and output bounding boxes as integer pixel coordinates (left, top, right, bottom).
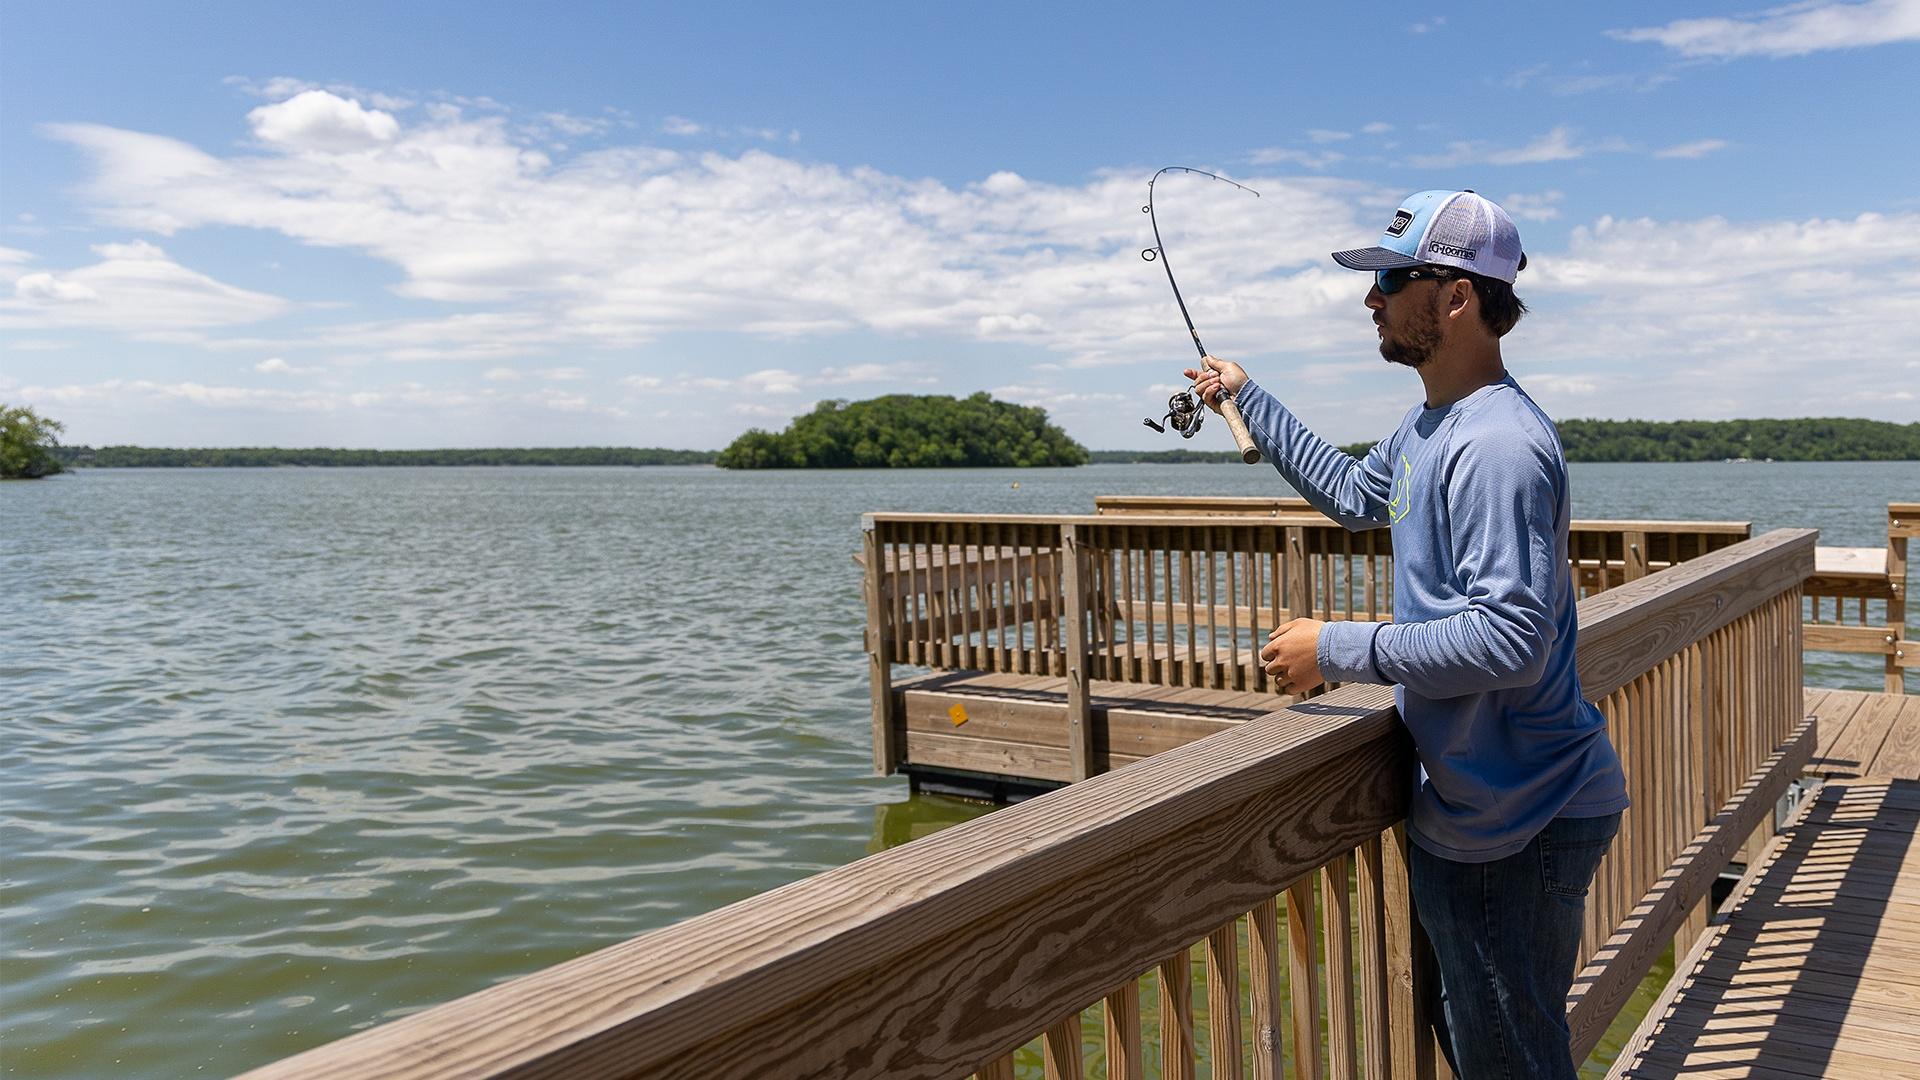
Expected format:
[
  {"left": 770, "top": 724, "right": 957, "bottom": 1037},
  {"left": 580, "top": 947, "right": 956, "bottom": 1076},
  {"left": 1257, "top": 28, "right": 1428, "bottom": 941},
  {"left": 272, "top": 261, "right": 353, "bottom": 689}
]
[
  {"left": 1428, "top": 241, "right": 1476, "bottom": 260},
  {"left": 1385, "top": 210, "right": 1413, "bottom": 237}
]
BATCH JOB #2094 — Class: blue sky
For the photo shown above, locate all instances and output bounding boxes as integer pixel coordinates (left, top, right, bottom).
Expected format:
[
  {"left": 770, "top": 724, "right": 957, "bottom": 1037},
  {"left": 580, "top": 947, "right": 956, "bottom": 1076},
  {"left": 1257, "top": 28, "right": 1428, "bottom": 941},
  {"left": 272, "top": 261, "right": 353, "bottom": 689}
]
[{"left": 3, "top": 0, "right": 1917, "bottom": 449}]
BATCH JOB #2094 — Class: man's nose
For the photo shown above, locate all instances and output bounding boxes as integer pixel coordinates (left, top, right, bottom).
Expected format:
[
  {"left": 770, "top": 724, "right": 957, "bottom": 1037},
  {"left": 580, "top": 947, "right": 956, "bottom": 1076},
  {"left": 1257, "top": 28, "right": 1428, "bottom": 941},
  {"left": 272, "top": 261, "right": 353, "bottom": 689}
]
[{"left": 1364, "top": 285, "right": 1385, "bottom": 311}]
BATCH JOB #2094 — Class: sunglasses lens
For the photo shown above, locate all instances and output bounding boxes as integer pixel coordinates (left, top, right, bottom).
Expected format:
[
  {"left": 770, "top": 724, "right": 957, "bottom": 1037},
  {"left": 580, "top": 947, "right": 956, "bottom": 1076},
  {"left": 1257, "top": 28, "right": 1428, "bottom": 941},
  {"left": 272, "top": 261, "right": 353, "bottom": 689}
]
[{"left": 1376, "top": 269, "right": 1404, "bottom": 294}]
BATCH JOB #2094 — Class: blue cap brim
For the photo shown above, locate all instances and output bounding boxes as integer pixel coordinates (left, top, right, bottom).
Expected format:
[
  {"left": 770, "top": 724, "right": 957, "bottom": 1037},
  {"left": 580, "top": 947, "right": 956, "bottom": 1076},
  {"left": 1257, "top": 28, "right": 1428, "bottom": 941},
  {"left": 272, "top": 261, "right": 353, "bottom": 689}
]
[{"left": 1331, "top": 246, "right": 1424, "bottom": 271}]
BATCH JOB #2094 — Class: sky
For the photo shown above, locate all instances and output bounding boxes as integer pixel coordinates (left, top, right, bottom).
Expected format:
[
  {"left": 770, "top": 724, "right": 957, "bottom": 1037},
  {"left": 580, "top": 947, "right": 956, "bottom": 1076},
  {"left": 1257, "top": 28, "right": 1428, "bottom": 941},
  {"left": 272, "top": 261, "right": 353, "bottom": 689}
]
[{"left": 2, "top": 0, "right": 1918, "bottom": 450}]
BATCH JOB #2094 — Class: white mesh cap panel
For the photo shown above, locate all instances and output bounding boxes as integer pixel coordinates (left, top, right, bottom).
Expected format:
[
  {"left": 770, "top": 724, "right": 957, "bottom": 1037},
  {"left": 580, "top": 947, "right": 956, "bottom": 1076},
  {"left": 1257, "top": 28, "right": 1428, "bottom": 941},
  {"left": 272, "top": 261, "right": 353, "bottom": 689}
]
[{"left": 1416, "top": 192, "right": 1524, "bottom": 281}]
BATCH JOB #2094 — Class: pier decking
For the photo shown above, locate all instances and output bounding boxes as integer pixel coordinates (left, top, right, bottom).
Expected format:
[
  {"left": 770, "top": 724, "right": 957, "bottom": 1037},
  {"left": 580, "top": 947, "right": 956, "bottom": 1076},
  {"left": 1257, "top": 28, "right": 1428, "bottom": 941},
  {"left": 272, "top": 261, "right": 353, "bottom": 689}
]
[{"left": 1610, "top": 779, "right": 1920, "bottom": 1078}]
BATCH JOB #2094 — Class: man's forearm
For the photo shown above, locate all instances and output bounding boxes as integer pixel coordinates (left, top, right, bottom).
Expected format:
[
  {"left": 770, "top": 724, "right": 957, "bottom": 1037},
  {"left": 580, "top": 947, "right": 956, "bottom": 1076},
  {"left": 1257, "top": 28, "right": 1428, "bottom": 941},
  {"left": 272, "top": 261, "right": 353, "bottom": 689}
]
[{"left": 1236, "top": 379, "right": 1390, "bottom": 530}]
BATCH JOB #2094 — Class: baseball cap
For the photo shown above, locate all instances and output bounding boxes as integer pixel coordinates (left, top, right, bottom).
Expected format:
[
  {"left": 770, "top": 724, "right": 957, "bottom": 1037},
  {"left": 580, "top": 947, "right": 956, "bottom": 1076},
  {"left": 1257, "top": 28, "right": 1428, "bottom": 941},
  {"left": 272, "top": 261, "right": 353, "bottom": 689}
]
[{"left": 1332, "top": 190, "right": 1527, "bottom": 283}]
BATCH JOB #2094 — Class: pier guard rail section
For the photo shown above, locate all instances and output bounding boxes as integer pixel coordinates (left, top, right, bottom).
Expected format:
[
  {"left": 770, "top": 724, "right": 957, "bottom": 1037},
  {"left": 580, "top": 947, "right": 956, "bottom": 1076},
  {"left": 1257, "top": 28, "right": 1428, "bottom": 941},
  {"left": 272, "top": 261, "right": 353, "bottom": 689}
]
[
  {"left": 246, "top": 530, "right": 1815, "bottom": 1080},
  {"left": 861, "top": 511, "right": 1757, "bottom": 782},
  {"left": 1803, "top": 501, "right": 1914, "bottom": 694}
]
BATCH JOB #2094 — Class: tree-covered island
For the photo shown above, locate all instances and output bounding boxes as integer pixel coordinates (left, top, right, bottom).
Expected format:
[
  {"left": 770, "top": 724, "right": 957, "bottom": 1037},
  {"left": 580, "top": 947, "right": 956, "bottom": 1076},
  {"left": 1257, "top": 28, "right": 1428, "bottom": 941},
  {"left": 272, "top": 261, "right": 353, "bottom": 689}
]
[{"left": 716, "top": 393, "right": 1089, "bottom": 468}]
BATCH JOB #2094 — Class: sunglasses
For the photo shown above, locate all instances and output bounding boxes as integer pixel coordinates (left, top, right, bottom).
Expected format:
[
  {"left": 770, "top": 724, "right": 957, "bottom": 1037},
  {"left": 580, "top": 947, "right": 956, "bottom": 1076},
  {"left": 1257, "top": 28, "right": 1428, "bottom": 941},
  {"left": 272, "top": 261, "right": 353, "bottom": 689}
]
[{"left": 1375, "top": 265, "right": 1459, "bottom": 295}]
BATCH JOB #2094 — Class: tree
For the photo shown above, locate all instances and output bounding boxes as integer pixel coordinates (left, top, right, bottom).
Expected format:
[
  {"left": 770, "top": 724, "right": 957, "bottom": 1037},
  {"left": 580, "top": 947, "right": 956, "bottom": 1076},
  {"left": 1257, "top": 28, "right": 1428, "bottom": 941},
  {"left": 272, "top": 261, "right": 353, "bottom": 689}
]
[
  {"left": 1, "top": 404, "right": 65, "bottom": 479},
  {"left": 716, "top": 393, "right": 1090, "bottom": 469}
]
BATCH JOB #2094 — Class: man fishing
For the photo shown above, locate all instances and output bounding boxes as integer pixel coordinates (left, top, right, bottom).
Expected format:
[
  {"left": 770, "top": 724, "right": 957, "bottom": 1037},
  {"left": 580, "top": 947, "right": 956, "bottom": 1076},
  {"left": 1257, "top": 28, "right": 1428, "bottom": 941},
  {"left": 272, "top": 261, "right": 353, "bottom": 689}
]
[{"left": 1183, "top": 190, "right": 1629, "bottom": 1080}]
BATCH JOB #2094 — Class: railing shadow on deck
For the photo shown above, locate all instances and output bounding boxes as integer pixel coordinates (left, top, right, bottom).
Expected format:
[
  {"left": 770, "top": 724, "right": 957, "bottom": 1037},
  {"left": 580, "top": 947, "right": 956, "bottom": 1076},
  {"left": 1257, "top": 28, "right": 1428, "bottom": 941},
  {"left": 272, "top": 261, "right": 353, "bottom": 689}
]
[{"left": 241, "top": 529, "right": 1817, "bottom": 1080}]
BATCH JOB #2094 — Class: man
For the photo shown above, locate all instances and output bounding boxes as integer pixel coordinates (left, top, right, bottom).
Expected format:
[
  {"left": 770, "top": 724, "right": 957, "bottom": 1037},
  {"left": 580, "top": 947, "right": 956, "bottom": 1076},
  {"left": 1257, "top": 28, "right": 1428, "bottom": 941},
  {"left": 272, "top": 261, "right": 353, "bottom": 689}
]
[{"left": 1184, "top": 189, "right": 1629, "bottom": 1080}]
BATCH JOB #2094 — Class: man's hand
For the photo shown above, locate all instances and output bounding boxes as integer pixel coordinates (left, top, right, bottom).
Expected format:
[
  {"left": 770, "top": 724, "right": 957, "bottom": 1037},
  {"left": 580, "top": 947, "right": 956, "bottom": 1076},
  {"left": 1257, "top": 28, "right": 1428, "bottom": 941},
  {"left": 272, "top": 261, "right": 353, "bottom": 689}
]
[
  {"left": 1182, "top": 355, "right": 1248, "bottom": 412},
  {"left": 1261, "top": 618, "right": 1326, "bottom": 696}
]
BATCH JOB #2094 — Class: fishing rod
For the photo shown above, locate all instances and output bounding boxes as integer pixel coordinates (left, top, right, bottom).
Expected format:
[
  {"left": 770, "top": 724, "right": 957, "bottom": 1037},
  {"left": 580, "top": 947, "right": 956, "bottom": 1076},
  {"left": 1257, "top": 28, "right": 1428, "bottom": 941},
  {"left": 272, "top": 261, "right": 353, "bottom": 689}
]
[{"left": 1139, "top": 166, "right": 1262, "bottom": 465}]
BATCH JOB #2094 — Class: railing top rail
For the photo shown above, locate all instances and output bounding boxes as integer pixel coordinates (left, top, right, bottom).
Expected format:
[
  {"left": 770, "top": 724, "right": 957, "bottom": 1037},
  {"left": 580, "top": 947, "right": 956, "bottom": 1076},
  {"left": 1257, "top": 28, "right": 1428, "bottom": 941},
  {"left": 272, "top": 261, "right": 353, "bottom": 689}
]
[
  {"left": 1090, "top": 496, "right": 1752, "bottom": 534},
  {"left": 1576, "top": 528, "right": 1816, "bottom": 698},
  {"left": 862, "top": 511, "right": 1344, "bottom": 529},
  {"left": 864, "top": 510, "right": 1753, "bottom": 533},
  {"left": 242, "top": 685, "right": 1410, "bottom": 1080}
]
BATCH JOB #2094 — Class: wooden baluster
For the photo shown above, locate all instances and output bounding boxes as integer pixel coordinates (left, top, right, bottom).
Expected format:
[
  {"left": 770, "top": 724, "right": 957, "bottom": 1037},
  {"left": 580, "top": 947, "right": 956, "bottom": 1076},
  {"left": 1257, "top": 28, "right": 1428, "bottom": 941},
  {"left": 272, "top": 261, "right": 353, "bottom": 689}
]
[
  {"left": 1356, "top": 837, "right": 1391, "bottom": 1080},
  {"left": 1123, "top": 527, "right": 1140, "bottom": 683},
  {"left": 1183, "top": 527, "right": 1199, "bottom": 689},
  {"left": 1249, "top": 896, "right": 1284, "bottom": 1080},
  {"left": 1043, "top": 1013, "right": 1084, "bottom": 1080},
  {"left": 1207, "top": 528, "right": 1222, "bottom": 690},
  {"left": 1323, "top": 854, "right": 1357, "bottom": 1080},
  {"left": 974, "top": 1055, "right": 1016, "bottom": 1080},
  {"left": 1105, "top": 979, "right": 1144, "bottom": 1080},
  {"left": 938, "top": 521, "right": 954, "bottom": 669},
  {"left": 1208, "top": 918, "right": 1244, "bottom": 1080},
  {"left": 1163, "top": 528, "right": 1177, "bottom": 687},
  {"left": 1285, "top": 877, "right": 1322, "bottom": 1079},
  {"left": 1160, "top": 948, "right": 1197, "bottom": 1080}
]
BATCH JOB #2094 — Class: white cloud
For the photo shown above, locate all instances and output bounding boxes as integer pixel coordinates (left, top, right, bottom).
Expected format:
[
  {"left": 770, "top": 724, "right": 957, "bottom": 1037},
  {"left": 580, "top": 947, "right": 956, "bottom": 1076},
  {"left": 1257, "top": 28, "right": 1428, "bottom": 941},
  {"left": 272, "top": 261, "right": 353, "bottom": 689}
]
[
  {"left": 1306, "top": 129, "right": 1351, "bottom": 144},
  {"left": 254, "top": 357, "right": 320, "bottom": 375},
  {"left": 1502, "top": 191, "right": 1565, "bottom": 222},
  {"left": 248, "top": 90, "right": 400, "bottom": 152},
  {"left": 0, "top": 240, "right": 289, "bottom": 331},
  {"left": 17, "top": 377, "right": 625, "bottom": 418},
  {"left": 1408, "top": 16, "right": 1446, "bottom": 34},
  {"left": 48, "top": 106, "right": 1375, "bottom": 367},
  {"left": 1654, "top": 139, "right": 1730, "bottom": 160},
  {"left": 1361, "top": 122, "right": 1394, "bottom": 135},
  {"left": 483, "top": 366, "right": 523, "bottom": 381},
  {"left": 1412, "top": 126, "right": 1603, "bottom": 168},
  {"left": 621, "top": 374, "right": 663, "bottom": 390},
  {"left": 1612, "top": 0, "right": 1920, "bottom": 58},
  {"left": 541, "top": 366, "right": 587, "bottom": 380},
  {"left": 661, "top": 115, "right": 704, "bottom": 136}
]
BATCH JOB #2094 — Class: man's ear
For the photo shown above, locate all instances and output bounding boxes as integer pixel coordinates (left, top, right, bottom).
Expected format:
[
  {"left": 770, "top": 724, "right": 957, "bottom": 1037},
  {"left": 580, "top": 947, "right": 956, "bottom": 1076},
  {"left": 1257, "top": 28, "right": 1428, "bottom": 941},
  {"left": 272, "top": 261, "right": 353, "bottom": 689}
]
[{"left": 1442, "top": 278, "right": 1475, "bottom": 323}]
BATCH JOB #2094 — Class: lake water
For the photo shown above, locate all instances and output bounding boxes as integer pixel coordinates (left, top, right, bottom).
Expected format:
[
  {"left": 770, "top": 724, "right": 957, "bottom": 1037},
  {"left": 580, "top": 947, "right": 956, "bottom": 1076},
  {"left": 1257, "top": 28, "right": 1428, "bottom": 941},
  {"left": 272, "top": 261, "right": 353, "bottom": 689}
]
[{"left": 3, "top": 461, "right": 1914, "bottom": 1078}]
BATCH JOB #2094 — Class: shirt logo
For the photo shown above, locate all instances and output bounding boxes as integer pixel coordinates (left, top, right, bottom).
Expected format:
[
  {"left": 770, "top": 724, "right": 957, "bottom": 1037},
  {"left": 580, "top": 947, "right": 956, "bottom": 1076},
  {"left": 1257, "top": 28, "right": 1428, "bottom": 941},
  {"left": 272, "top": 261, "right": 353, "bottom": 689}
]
[
  {"left": 1388, "top": 454, "right": 1414, "bottom": 523},
  {"left": 1386, "top": 210, "right": 1413, "bottom": 237}
]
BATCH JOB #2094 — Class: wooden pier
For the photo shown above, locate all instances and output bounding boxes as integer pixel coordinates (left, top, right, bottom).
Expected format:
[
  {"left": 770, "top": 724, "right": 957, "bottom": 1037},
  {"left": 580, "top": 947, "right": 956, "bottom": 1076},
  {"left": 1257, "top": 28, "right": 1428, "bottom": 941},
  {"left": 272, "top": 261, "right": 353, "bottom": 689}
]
[
  {"left": 243, "top": 500, "right": 1915, "bottom": 1079},
  {"left": 860, "top": 500, "right": 1912, "bottom": 798}
]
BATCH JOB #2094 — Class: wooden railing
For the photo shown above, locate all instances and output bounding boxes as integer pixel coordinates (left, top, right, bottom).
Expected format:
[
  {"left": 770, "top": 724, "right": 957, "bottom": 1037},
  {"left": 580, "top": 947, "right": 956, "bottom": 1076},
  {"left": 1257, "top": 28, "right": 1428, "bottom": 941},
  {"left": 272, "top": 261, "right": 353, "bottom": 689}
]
[
  {"left": 861, "top": 511, "right": 1757, "bottom": 779},
  {"left": 248, "top": 530, "right": 1816, "bottom": 1080},
  {"left": 1803, "top": 501, "right": 1914, "bottom": 694}
]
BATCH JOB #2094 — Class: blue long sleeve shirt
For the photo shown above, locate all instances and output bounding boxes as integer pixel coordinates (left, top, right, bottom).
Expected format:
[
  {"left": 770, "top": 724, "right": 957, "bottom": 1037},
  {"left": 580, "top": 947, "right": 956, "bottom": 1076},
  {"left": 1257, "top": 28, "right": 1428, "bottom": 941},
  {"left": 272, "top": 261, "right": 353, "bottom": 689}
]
[{"left": 1236, "top": 375, "right": 1629, "bottom": 862}]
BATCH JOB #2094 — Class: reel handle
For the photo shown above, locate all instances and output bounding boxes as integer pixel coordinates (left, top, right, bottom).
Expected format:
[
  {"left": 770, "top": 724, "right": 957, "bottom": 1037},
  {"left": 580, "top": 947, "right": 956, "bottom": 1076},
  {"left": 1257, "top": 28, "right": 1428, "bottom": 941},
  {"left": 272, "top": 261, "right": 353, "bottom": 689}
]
[{"left": 1220, "top": 396, "right": 1261, "bottom": 464}]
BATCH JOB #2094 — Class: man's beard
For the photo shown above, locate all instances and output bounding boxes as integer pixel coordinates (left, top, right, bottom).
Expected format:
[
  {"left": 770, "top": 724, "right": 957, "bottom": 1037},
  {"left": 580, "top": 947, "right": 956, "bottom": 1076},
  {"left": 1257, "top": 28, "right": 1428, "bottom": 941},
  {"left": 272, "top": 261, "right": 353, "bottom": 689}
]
[{"left": 1378, "top": 293, "right": 1443, "bottom": 368}]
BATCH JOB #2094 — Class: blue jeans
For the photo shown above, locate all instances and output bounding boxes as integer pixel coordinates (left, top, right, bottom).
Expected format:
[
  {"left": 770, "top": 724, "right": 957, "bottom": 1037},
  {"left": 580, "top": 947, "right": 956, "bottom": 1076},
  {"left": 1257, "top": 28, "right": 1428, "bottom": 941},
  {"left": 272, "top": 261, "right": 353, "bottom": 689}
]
[{"left": 1409, "top": 813, "right": 1622, "bottom": 1080}]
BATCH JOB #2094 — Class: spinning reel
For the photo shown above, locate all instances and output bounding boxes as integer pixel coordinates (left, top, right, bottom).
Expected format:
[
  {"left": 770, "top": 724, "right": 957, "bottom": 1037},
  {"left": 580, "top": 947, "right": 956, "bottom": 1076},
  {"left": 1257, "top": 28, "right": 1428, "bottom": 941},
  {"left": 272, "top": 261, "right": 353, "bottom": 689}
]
[{"left": 1142, "top": 387, "right": 1206, "bottom": 439}]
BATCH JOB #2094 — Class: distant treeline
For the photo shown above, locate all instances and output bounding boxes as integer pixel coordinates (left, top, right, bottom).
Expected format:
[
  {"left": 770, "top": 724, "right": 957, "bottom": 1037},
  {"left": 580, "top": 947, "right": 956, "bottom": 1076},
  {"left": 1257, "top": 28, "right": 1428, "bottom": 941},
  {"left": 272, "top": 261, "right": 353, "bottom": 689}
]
[
  {"left": 1554, "top": 418, "right": 1920, "bottom": 462},
  {"left": 718, "top": 393, "right": 1088, "bottom": 468},
  {"left": 55, "top": 446, "right": 718, "bottom": 468},
  {"left": 42, "top": 418, "right": 1920, "bottom": 471},
  {"left": 1099, "top": 418, "right": 1918, "bottom": 464}
]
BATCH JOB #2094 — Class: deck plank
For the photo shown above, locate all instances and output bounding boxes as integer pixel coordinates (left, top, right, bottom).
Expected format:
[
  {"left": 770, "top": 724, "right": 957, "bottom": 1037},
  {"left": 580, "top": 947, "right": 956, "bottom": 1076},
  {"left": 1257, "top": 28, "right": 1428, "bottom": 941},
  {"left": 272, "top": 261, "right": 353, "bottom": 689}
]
[
  {"left": 1867, "top": 695, "right": 1920, "bottom": 780},
  {"left": 1817, "top": 692, "right": 1902, "bottom": 779},
  {"left": 1806, "top": 689, "right": 1870, "bottom": 773}
]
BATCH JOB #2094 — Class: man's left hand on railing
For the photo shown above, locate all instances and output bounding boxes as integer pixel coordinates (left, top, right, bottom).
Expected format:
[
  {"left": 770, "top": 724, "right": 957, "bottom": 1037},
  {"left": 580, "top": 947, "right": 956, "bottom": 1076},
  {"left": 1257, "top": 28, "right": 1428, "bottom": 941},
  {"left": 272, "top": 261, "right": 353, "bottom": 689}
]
[{"left": 1262, "top": 618, "right": 1326, "bottom": 696}]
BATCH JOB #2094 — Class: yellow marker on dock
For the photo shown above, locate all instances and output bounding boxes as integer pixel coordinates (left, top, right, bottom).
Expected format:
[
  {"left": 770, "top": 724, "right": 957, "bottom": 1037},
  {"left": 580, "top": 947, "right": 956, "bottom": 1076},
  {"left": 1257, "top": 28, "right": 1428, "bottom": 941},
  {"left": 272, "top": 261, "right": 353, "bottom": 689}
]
[{"left": 948, "top": 703, "right": 968, "bottom": 727}]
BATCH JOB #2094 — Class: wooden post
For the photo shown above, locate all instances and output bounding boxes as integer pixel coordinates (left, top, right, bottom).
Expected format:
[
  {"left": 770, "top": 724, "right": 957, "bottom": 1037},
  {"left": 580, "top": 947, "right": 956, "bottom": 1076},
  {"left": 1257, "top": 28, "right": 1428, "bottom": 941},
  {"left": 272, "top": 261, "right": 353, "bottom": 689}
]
[
  {"left": 1888, "top": 502, "right": 1912, "bottom": 694},
  {"left": 863, "top": 516, "right": 897, "bottom": 776},
  {"left": 1105, "top": 980, "right": 1144, "bottom": 1080},
  {"left": 1285, "top": 527, "right": 1311, "bottom": 622},
  {"left": 1062, "top": 523, "right": 1095, "bottom": 781},
  {"left": 1623, "top": 530, "right": 1649, "bottom": 582},
  {"left": 1207, "top": 919, "right": 1244, "bottom": 1080}
]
